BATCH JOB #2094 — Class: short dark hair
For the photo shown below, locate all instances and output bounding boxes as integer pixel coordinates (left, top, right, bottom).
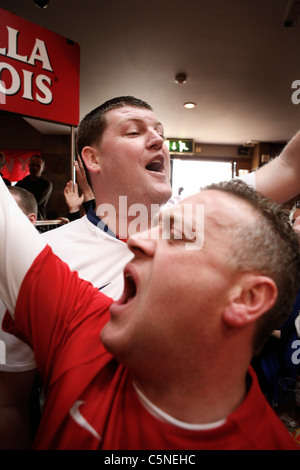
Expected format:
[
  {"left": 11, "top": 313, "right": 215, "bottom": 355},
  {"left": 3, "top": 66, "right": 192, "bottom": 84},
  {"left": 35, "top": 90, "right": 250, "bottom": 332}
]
[
  {"left": 8, "top": 186, "right": 38, "bottom": 217},
  {"left": 76, "top": 96, "right": 153, "bottom": 157},
  {"left": 205, "top": 179, "right": 300, "bottom": 354},
  {"left": 30, "top": 154, "right": 45, "bottom": 164}
]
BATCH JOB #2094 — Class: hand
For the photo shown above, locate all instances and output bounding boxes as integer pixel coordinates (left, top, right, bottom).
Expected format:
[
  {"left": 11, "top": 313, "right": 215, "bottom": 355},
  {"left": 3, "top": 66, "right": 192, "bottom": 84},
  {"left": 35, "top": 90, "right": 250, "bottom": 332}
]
[{"left": 63, "top": 180, "right": 84, "bottom": 213}]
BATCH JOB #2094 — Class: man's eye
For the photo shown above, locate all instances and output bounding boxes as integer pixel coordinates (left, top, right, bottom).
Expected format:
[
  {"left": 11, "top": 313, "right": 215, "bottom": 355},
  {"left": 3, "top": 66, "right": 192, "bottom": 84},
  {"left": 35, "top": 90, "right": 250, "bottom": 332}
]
[
  {"left": 156, "top": 130, "right": 165, "bottom": 139},
  {"left": 127, "top": 131, "right": 140, "bottom": 136}
]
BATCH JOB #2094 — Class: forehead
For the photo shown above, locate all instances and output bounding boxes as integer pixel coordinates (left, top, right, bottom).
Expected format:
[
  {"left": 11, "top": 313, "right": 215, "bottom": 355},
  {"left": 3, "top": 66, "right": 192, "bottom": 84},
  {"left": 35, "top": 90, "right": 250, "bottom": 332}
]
[
  {"left": 180, "top": 190, "right": 255, "bottom": 228},
  {"left": 105, "top": 106, "right": 163, "bottom": 128},
  {"left": 30, "top": 157, "right": 42, "bottom": 165}
]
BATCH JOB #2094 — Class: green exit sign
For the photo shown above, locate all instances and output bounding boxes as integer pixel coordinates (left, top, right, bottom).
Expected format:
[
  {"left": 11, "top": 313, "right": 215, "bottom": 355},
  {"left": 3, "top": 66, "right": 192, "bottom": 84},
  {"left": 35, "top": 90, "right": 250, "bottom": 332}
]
[{"left": 165, "top": 139, "right": 194, "bottom": 154}]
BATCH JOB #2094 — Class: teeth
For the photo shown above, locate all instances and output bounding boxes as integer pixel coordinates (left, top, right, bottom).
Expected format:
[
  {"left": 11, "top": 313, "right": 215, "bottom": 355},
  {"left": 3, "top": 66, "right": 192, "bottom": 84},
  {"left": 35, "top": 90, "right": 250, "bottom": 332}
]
[{"left": 146, "top": 159, "right": 163, "bottom": 172}]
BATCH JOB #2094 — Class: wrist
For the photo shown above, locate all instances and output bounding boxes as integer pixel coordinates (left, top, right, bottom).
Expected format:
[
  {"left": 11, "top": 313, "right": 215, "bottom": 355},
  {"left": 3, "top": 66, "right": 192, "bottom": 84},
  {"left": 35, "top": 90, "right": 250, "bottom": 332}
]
[{"left": 68, "top": 206, "right": 81, "bottom": 213}]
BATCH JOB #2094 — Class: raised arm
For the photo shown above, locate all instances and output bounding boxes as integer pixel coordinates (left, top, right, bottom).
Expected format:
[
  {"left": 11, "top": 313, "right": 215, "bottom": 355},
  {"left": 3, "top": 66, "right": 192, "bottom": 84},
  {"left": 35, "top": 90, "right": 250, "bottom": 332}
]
[
  {"left": 0, "top": 177, "right": 46, "bottom": 316},
  {"left": 64, "top": 180, "right": 84, "bottom": 214},
  {"left": 254, "top": 130, "right": 300, "bottom": 203}
]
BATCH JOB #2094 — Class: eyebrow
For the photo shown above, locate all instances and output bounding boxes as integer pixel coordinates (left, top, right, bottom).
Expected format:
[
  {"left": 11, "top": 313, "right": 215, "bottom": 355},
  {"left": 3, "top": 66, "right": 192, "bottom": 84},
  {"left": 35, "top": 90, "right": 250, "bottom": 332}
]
[
  {"left": 157, "top": 207, "right": 195, "bottom": 239},
  {"left": 119, "top": 117, "right": 164, "bottom": 129}
]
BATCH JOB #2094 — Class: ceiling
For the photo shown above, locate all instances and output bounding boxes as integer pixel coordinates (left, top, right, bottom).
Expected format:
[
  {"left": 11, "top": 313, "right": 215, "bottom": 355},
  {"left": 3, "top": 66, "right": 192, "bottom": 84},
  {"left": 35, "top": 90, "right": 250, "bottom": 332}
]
[{"left": 1, "top": 0, "right": 300, "bottom": 146}]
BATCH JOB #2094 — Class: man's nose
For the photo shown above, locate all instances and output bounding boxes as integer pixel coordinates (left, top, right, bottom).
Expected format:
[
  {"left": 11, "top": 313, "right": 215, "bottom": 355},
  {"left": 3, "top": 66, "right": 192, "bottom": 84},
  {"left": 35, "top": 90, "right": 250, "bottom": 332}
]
[
  {"left": 146, "top": 129, "right": 164, "bottom": 149},
  {"left": 127, "top": 226, "right": 159, "bottom": 258}
]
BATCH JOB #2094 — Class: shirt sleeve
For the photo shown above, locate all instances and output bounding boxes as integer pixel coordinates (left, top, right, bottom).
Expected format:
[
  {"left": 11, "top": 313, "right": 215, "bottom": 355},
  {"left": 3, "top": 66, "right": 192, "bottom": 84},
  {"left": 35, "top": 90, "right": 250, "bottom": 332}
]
[
  {"left": 3, "top": 246, "right": 113, "bottom": 388},
  {"left": 0, "top": 299, "right": 36, "bottom": 371},
  {"left": 0, "top": 176, "right": 113, "bottom": 387},
  {"left": 0, "top": 176, "right": 46, "bottom": 316}
]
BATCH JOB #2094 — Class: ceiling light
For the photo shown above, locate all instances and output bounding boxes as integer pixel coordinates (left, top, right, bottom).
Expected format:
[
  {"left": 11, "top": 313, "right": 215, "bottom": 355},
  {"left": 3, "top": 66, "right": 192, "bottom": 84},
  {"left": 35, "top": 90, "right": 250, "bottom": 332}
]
[
  {"left": 184, "top": 102, "right": 196, "bottom": 109},
  {"left": 175, "top": 73, "right": 187, "bottom": 84},
  {"left": 34, "top": 0, "right": 50, "bottom": 8}
]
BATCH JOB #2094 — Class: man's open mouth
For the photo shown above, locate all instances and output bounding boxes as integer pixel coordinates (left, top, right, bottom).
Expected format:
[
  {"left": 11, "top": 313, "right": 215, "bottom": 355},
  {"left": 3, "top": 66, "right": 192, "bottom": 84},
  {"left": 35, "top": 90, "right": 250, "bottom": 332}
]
[
  {"left": 119, "top": 272, "right": 137, "bottom": 305},
  {"left": 145, "top": 157, "right": 164, "bottom": 173}
]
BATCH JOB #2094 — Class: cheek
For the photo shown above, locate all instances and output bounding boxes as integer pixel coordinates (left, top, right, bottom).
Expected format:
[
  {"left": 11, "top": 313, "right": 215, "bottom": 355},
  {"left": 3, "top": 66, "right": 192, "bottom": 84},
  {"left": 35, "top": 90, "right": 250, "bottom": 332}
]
[
  {"left": 101, "top": 157, "right": 132, "bottom": 181},
  {"left": 159, "top": 259, "right": 227, "bottom": 313}
]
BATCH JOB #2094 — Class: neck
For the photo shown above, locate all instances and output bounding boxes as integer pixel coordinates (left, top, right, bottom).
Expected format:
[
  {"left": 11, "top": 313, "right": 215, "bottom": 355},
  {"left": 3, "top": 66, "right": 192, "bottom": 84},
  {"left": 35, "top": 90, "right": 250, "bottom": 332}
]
[
  {"left": 134, "top": 370, "right": 248, "bottom": 425},
  {"left": 131, "top": 346, "right": 251, "bottom": 425},
  {"left": 95, "top": 208, "right": 153, "bottom": 239},
  {"left": 95, "top": 195, "right": 159, "bottom": 239}
]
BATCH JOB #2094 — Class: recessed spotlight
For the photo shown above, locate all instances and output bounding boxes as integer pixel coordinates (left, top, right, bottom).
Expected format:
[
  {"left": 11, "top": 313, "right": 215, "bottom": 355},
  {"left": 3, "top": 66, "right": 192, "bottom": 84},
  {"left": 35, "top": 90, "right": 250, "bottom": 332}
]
[
  {"left": 184, "top": 102, "right": 196, "bottom": 109},
  {"left": 175, "top": 73, "right": 187, "bottom": 84},
  {"left": 34, "top": 0, "right": 50, "bottom": 8}
]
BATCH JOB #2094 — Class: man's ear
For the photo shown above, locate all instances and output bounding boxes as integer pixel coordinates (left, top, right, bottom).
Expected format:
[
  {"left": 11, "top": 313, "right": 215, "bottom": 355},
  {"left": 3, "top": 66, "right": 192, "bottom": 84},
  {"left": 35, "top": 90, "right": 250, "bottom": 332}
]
[
  {"left": 28, "top": 213, "right": 37, "bottom": 226},
  {"left": 223, "top": 274, "right": 278, "bottom": 328},
  {"left": 81, "top": 146, "right": 101, "bottom": 174}
]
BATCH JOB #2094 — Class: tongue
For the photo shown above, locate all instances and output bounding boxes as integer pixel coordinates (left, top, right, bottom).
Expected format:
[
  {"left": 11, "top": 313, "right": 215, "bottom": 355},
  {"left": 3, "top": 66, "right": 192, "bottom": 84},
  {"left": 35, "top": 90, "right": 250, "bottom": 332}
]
[{"left": 146, "top": 161, "right": 161, "bottom": 172}]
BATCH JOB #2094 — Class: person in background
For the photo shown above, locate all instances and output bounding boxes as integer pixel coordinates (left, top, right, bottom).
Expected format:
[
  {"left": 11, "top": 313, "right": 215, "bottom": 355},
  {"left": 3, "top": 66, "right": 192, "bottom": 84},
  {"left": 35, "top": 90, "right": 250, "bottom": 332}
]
[
  {"left": 0, "top": 152, "right": 11, "bottom": 186},
  {"left": 42, "top": 96, "right": 172, "bottom": 300},
  {"left": 16, "top": 154, "right": 53, "bottom": 220},
  {"left": 1, "top": 177, "right": 300, "bottom": 449},
  {"left": 8, "top": 186, "right": 38, "bottom": 225}
]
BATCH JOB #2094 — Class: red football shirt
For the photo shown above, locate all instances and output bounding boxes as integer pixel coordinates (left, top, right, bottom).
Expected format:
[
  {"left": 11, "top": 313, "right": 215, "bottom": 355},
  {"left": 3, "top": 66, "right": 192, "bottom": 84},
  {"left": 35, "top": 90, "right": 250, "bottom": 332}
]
[{"left": 3, "top": 246, "right": 299, "bottom": 450}]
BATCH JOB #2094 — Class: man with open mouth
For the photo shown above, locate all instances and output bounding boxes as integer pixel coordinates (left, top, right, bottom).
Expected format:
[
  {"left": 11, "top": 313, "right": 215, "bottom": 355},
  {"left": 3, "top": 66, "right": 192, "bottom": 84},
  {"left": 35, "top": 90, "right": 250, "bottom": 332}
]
[{"left": 1, "top": 176, "right": 300, "bottom": 450}]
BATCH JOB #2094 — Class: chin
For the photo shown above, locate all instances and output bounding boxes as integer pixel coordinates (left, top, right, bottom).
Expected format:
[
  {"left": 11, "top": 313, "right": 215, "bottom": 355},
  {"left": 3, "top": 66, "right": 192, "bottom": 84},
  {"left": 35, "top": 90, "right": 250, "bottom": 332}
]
[
  {"left": 100, "top": 323, "right": 113, "bottom": 352},
  {"left": 163, "top": 187, "right": 173, "bottom": 201},
  {"left": 153, "top": 186, "right": 172, "bottom": 206},
  {"left": 101, "top": 324, "right": 137, "bottom": 369},
  {"left": 100, "top": 323, "right": 124, "bottom": 358}
]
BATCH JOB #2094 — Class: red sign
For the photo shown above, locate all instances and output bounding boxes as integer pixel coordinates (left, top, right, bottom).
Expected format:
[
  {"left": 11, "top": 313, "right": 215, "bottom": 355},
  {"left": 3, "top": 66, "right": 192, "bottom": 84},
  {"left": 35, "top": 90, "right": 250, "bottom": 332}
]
[
  {"left": 1, "top": 149, "right": 39, "bottom": 182},
  {"left": 0, "top": 8, "right": 80, "bottom": 126}
]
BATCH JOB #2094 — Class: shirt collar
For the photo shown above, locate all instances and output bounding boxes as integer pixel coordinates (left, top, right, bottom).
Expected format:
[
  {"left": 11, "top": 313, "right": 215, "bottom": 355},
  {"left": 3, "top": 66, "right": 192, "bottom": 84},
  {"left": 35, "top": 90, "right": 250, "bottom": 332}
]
[{"left": 86, "top": 204, "right": 118, "bottom": 239}]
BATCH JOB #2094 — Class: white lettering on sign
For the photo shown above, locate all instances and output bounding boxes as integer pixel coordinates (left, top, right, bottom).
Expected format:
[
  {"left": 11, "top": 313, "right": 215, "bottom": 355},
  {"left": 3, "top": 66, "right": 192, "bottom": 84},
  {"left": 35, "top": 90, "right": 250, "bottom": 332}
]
[{"left": 0, "top": 26, "right": 53, "bottom": 104}]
